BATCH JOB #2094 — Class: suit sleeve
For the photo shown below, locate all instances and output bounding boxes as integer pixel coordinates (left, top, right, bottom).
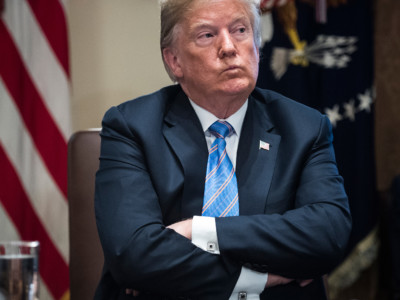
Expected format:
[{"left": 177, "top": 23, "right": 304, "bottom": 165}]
[
  {"left": 215, "top": 115, "right": 352, "bottom": 279},
  {"left": 95, "top": 106, "right": 240, "bottom": 299}
]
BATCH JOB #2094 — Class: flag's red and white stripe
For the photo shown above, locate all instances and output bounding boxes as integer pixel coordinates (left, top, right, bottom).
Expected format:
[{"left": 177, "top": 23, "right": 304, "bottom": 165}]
[{"left": 0, "top": 0, "right": 70, "bottom": 299}]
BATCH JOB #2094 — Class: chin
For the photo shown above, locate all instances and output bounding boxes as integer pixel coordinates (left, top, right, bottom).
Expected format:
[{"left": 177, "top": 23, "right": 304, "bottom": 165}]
[{"left": 222, "top": 79, "right": 254, "bottom": 97}]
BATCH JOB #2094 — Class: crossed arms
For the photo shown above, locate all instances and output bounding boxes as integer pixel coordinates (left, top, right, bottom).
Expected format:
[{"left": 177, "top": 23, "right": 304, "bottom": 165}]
[{"left": 95, "top": 103, "right": 351, "bottom": 299}]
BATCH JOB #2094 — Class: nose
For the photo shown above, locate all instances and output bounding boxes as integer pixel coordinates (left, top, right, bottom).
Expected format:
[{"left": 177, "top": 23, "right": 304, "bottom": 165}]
[{"left": 218, "top": 30, "right": 236, "bottom": 58}]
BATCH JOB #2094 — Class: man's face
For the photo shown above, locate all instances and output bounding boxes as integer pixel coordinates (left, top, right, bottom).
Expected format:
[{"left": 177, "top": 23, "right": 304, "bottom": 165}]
[{"left": 164, "top": 0, "right": 259, "bottom": 105}]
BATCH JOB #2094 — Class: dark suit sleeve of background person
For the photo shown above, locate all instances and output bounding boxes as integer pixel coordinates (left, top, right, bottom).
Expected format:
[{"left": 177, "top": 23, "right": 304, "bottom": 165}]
[
  {"left": 216, "top": 88, "right": 352, "bottom": 280},
  {"left": 94, "top": 87, "right": 241, "bottom": 299}
]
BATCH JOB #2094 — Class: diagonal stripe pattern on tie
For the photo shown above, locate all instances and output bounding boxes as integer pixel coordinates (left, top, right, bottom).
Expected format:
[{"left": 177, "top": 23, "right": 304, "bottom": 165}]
[{"left": 202, "top": 120, "right": 239, "bottom": 217}]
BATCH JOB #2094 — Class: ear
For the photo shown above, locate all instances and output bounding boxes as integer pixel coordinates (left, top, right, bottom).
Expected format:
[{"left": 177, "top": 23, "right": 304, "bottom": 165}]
[{"left": 163, "top": 47, "right": 183, "bottom": 79}]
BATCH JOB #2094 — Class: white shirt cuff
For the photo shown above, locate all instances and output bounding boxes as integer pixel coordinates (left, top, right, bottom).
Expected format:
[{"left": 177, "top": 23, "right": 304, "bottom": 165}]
[
  {"left": 229, "top": 267, "right": 268, "bottom": 300},
  {"left": 191, "top": 216, "right": 220, "bottom": 254},
  {"left": 192, "top": 216, "right": 268, "bottom": 299}
]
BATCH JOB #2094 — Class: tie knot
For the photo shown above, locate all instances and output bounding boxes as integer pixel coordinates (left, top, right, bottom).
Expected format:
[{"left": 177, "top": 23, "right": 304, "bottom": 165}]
[{"left": 209, "top": 120, "right": 234, "bottom": 139}]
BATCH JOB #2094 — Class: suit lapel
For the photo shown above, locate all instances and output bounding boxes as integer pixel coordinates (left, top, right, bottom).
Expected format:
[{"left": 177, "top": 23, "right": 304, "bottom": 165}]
[
  {"left": 236, "top": 96, "right": 281, "bottom": 215},
  {"left": 162, "top": 91, "right": 281, "bottom": 218},
  {"left": 163, "top": 91, "right": 208, "bottom": 219}
]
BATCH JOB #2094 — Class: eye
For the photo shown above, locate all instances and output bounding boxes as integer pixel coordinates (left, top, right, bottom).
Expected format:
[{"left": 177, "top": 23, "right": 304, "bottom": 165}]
[
  {"left": 200, "top": 32, "right": 214, "bottom": 39},
  {"left": 235, "top": 27, "right": 247, "bottom": 34},
  {"left": 196, "top": 31, "right": 215, "bottom": 46},
  {"left": 232, "top": 25, "right": 250, "bottom": 41}
]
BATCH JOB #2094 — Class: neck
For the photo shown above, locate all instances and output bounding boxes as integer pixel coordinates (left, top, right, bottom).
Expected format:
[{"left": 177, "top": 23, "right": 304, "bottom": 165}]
[
  {"left": 201, "top": 99, "right": 246, "bottom": 119},
  {"left": 183, "top": 89, "right": 248, "bottom": 119}
]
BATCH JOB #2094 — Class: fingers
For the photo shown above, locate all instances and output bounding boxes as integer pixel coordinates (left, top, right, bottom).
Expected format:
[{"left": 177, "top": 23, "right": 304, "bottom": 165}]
[
  {"left": 167, "top": 219, "right": 192, "bottom": 240},
  {"left": 125, "top": 289, "right": 140, "bottom": 297},
  {"left": 126, "top": 289, "right": 133, "bottom": 295},
  {"left": 266, "top": 274, "right": 294, "bottom": 288},
  {"left": 297, "top": 278, "right": 314, "bottom": 287},
  {"left": 266, "top": 274, "right": 314, "bottom": 288}
]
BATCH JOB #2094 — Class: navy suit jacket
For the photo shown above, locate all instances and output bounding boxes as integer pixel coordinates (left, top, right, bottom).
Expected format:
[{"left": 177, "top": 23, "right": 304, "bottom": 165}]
[{"left": 94, "top": 85, "right": 352, "bottom": 300}]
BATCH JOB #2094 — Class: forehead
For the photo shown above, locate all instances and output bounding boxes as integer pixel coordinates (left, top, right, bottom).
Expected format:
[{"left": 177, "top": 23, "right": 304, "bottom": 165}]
[{"left": 183, "top": 0, "right": 251, "bottom": 27}]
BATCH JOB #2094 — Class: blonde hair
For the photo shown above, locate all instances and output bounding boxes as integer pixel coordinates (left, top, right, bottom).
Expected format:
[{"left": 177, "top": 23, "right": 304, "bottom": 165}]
[{"left": 160, "top": 0, "right": 262, "bottom": 81}]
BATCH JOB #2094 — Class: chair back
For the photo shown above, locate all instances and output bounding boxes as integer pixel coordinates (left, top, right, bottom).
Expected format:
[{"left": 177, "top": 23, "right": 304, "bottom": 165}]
[{"left": 68, "top": 129, "right": 103, "bottom": 299}]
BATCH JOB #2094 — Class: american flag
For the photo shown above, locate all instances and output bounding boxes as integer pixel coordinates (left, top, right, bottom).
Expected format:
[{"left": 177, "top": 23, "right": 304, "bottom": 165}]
[
  {"left": 0, "top": 0, "right": 70, "bottom": 299},
  {"left": 259, "top": 140, "right": 270, "bottom": 151}
]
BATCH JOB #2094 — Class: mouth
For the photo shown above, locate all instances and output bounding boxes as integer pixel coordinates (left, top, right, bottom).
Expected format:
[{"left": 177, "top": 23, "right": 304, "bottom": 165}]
[{"left": 223, "top": 65, "right": 240, "bottom": 73}]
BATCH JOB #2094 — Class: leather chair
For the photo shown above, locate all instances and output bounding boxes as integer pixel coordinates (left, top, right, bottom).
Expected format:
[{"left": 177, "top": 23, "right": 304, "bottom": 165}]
[{"left": 68, "top": 129, "right": 103, "bottom": 299}]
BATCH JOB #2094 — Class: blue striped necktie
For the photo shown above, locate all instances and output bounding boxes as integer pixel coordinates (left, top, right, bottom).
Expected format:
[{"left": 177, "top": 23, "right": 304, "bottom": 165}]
[{"left": 202, "top": 120, "right": 239, "bottom": 217}]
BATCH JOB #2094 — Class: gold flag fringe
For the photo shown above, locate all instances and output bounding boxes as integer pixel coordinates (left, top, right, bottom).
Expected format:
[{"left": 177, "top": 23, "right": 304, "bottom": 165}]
[{"left": 327, "top": 226, "right": 380, "bottom": 299}]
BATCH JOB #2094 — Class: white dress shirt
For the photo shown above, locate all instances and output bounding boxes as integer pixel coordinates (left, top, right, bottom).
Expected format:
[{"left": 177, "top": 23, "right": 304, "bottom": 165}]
[{"left": 189, "top": 99, "right": 268, "bottom": 300}]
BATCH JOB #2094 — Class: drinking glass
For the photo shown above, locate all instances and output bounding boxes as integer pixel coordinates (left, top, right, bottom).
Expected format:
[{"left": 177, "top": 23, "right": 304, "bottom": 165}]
[{"left": 0, "top": 241, "right": 40, "bottom": 300}]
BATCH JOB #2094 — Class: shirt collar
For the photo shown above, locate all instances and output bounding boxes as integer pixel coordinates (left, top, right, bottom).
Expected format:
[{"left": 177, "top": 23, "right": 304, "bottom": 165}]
[{"left": 189, "top": 99, "right": 248, "bottom": 137}]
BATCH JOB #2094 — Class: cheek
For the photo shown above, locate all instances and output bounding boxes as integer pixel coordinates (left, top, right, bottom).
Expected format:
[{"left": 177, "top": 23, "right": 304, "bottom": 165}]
[
  {"left": 187, "top": 57, "right": 216, "bottom": 78},
  {"left": 248, "top": 48, "right": 260, "bottom": 76},
  {"left": 243, "top": 59, "right": 257, "bottom": 79}
]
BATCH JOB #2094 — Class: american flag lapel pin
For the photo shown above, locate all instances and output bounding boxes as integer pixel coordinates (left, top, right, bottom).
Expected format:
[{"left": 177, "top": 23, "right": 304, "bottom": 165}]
[{"left": 259, "top": 140, "right": 270, "bottom": 151}]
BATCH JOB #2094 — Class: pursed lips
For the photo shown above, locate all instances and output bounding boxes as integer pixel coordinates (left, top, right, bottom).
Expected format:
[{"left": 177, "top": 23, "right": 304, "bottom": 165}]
[{"left": 223, "top": 65, "right": 241, "bottom": 73}]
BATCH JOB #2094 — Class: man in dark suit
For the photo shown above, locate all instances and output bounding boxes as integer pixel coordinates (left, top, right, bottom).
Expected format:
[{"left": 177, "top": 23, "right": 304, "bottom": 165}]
[{"left": 94, "top": 0, "right": 352, "bottom": 299}]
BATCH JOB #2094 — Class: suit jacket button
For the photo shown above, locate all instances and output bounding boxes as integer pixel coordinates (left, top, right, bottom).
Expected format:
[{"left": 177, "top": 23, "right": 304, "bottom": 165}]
[{"left": 238, "top": 292, "right": 247, "bottom": 300}]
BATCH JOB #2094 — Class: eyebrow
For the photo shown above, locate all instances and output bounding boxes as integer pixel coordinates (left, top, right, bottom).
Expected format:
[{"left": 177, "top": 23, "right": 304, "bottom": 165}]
[{"left": 189, "top": 15, "right": 250, "bottom": 33}]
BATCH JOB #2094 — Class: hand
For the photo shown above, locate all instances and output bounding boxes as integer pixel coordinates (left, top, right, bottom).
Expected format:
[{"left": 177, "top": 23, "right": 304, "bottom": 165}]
[
  {"left": 297, "top": 278, "right": 313, "bottom": 287},
  {"left": 125, "top": 289, "right": 140, "bottom": 297},
  {"left": 266, "top": 274, "right": 294, "bottom": 288},
  {"left": 266, "top": 274, "right": 313, "bottom": 288},
  {"left": 167, "top": 219, "right": 192, "bottom": 240}
]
